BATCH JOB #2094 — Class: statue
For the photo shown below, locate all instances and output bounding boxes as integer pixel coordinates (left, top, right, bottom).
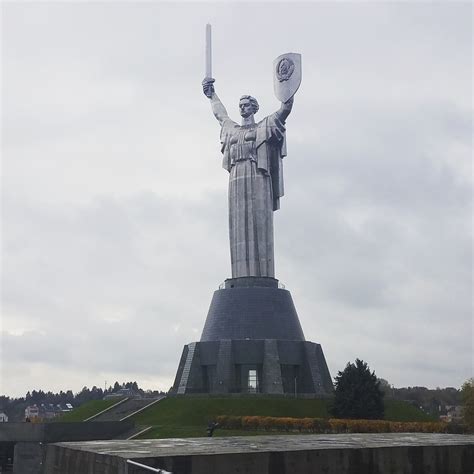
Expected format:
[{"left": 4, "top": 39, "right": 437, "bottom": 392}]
[
  {"left": 202, "top": 26, "right": 301, "bottom": 279},
  {"left": 170, "top": 30, "right": 333, "bottom": 398}
]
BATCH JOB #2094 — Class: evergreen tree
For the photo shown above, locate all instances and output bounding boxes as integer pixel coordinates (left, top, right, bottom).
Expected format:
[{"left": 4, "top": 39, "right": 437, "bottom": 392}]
[{"left": 331, "top": 359, "right": 384, "bottom": 420}]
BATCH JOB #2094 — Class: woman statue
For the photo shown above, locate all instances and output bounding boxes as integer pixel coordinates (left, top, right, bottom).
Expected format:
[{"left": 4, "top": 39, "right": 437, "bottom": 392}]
[{"left": 203, "top": 77, "right": 294, "bottom": 279}]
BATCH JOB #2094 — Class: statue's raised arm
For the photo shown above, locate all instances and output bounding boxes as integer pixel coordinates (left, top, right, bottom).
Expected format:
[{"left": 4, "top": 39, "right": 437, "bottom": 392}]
[
  {"left": 202, "top": 77, "right": 229, "bottom": 125},
  {"left": 276, "top": 96, "right": 294, "bottom": 122}
]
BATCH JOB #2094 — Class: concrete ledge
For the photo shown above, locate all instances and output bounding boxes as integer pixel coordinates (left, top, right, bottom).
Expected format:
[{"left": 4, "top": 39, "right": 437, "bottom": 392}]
[
  {"left": 223, "top": 277, "right": 279, "bottom": 288},
  {"left": 2, "top": 421, "right": 134, "bottom": 474},
  {"left": 44, "top": 433, "right": 474, "bottom": 474},
  {"left": 0, "top": 421, "right": 134, "bottom": 443}
]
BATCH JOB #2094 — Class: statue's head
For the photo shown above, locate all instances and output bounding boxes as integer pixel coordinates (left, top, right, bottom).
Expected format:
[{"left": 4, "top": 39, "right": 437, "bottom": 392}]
[{"left": 239, "top": 95, "right": 259, "bottom": 118}]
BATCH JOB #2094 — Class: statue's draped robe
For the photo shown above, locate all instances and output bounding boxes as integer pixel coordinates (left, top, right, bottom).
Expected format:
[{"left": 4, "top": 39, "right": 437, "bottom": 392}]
[{"left": 220, "top": 112, "right": 287, "bottom": 278}]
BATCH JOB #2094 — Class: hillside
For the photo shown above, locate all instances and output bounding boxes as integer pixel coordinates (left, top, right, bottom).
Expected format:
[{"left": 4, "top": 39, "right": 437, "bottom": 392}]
[
  {"left": 57, "top": 396, "right": 435, "bottom": 438},
  {"left": 57, "top": 398, "right": 124, "bottom": 422},
  {"left": 130, "top": 397, "right": 435, "bottom": 439}
]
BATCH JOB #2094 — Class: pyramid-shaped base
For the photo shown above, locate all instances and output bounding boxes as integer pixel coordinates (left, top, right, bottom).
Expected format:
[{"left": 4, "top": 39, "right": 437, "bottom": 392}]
[
  {"left": 171, "top": 338, "right": 333, "bottom": 396},
  {"left": 171, "top": 277, "right": 332, "bottom": 397}
]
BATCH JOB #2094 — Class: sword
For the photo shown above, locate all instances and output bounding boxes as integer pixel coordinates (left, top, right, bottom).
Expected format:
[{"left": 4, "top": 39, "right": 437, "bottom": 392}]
[{"left": 205, "top": 23, "right": 212, "bottom": 78}]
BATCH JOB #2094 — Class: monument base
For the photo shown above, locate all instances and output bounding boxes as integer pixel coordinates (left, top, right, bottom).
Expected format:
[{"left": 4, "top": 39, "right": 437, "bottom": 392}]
[
  {"left": 171, "top": 277, "right": 333, "bottom": 397},
  {"left": 171, "top": 338, "right": 332, "bottom": 396}
]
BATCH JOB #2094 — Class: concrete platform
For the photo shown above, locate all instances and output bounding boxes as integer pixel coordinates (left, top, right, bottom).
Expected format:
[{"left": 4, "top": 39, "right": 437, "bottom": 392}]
[{"left": 44, "top": 433, "right": 474, "bottom": 474}]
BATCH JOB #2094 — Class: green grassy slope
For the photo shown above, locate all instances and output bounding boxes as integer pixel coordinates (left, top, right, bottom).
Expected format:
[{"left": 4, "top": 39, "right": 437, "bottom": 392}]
[
  {"left": 132, "top": 397, "right": 434, "bottom": 439},
  {"left": 133, "top": 397, "right": 329, "bottom": 438},
  {"left": 384, "top": 399, "right": 435, "bottom": 422},
  {"left": 57, "top": 398, "right": 124, "bottom": 422},
  {"left": 55, "top": 396, "right": 434, "bottom": 436},
  {"left": 133, "top": 397, "right": 329, "bottom": 425}
]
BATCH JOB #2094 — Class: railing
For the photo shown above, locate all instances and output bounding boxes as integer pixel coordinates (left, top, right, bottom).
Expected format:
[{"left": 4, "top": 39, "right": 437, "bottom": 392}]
[
  {"left": 126, "top": 459, "right": 172, "bottom": 473},
  {"left": 120, "top": 397, "right": 165, "bottom": 421},
  {"left": 84, "top": 396, "right": 129, "bottom": 421}
]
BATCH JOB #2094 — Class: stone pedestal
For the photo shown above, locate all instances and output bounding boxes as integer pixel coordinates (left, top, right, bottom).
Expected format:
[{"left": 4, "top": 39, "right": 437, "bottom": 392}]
[{"left": 171, "top": 277, "right": 333, "bottom": 396}]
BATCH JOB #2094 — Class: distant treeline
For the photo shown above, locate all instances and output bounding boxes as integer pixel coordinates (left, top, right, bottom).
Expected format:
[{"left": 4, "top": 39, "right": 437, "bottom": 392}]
[
  {"left": 378, "top": 380, "right": 461, "bottom": 416},
  {"left": 0, "top": 381, "right": 166, "bottom": 422},
  {"left": 0, "top": 382, "right": 461, "bottom": 422}
]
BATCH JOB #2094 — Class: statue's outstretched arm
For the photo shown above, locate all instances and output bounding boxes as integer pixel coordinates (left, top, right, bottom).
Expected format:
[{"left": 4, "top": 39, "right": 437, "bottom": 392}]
[
  {"left": 202, "top": 78, "right": 229, "bottom": 125},
  {"left": 277, "top": 96, "right": 294, "bottom": 122},
  {"left": 210, "top": 94, "right": 229, "bottom": 125}
]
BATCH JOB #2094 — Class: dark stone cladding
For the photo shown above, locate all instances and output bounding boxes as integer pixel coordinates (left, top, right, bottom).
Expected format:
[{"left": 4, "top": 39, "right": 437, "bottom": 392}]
[
  {"left": 171, "top": 276, "right": 333, "bottom": 396},
  {"left": 200, "top": 277, "right": 305, "bottom": 342},
  {"left": 171, "top": 339, "right": 334, "bottom": 396}
]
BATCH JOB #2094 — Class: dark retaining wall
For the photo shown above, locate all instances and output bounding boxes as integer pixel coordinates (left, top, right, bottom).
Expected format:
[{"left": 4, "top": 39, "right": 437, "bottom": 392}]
[
  {"left": 0, "top": 421, "right": 133, "bottom": 474},
  {"left": 43, "top": 434, "right": 474, "bottom": 474},
  {"left": 1, "top": 421, "right": 133, "bottom": 443}
]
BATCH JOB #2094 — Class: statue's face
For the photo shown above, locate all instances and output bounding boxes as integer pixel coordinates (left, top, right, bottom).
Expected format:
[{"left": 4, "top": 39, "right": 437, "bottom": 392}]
[{"left": 239, "top": 99, "right": 254, "bottom": 118}]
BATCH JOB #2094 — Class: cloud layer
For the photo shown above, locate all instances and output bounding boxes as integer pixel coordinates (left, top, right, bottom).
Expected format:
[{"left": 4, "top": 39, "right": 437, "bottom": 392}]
[{"left": 2, "top": 2, "right": 472, "bottom": 396}]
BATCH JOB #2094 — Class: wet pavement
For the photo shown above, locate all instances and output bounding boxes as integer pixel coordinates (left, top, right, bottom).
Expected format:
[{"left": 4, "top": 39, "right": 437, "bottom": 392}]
[{"left": 54, "top": 433, "right": 474, "bottom": 460}]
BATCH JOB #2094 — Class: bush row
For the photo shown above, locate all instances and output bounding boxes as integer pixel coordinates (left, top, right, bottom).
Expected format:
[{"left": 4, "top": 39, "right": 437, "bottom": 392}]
[{"left": 215, "top": 415, "right": 450, "bottom": 434}]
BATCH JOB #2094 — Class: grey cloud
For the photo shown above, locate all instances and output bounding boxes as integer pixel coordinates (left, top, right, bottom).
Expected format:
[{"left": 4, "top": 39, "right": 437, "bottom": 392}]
[{"left": 2, "top": 2, "right": 472, "bottom": 396}]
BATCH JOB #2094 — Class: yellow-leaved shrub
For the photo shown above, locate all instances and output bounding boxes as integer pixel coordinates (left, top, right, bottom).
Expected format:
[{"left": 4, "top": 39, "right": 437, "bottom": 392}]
[{"left": 215, "top": 415, "right": 447, "bottom": 434}]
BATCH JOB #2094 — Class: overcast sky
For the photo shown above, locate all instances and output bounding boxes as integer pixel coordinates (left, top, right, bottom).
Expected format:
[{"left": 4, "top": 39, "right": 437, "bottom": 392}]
[{"left": 1, "top": 2, "right": 472, "bottom": 398}]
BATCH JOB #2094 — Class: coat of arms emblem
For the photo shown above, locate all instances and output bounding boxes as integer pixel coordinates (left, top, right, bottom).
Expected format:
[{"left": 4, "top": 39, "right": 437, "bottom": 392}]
[
  {"left": 276, "top": 57, "right": 295, "bottom": 82},
  {"left": 273, "top": 53, "right": 302, "bottom": 103}
]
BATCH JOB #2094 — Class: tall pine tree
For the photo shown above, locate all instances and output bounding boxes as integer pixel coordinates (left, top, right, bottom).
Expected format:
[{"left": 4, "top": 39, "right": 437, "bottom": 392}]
[{"left": 331, "top": 359, "right": 384, "bottom": 420}]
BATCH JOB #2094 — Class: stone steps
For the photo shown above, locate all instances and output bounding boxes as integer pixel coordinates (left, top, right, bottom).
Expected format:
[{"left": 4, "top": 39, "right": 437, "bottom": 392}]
[
  {"left": 177, "top": 343, "right": 196, "bottom": 394},
  {"left": 89, "top": 397, "right": 165, "bottom": 422}
]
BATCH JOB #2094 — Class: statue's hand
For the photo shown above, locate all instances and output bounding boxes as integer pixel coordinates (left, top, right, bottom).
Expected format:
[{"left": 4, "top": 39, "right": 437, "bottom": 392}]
[{"left": 202, "top": 77, "right": 215, "bottom": 98}]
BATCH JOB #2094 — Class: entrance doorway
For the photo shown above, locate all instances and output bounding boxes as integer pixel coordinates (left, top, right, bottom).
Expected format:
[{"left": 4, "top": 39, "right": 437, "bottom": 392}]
[{"left": 248, "top": 369, "right": 259, "bottom": 393}]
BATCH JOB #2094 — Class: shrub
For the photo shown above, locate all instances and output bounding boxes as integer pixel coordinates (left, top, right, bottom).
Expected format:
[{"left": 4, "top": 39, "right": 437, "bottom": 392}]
[
  {"left": 215, "top": 415, "right": 242, "bottom": 429},
  {"left": 328, "top": 418, "right": 348, "bottom": 433},
  {"left": 216, "top": 415, "right": 448, "bottom": 434},
  {"left": 310, "top": 417, "right": 331, "bottom": 433},
  {"left": 242, "top": 416, "right": 260, "bottom": 430}
]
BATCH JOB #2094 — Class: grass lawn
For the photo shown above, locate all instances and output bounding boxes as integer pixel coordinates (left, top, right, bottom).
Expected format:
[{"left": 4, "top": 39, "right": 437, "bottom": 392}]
[
  {"left": 133, "top": 397, "right": 329, "bottom": 439},
  {"left": 132, "top": 397, "right": 434, "bottom": 439},
  {"left": 384, "top": 399, "right": 436, "bottom": 422},
  {"left": 56, "top": 396, "right": 435, "bottom": 437},
  {"left": 57, "top": 398, "right": 124, "bottom": 422}
]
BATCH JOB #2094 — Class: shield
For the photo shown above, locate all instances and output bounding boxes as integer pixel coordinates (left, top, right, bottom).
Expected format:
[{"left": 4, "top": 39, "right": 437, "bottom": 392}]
[{"left": 273, "top": 52, "right": 302, "bottom": 103}]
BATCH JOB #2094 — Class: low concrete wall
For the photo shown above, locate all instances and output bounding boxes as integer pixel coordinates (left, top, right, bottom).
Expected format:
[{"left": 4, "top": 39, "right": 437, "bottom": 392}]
[
  {"left": 0, "top": 421, "right": 133, "bottom": 443},
  {"left": 43, "top": 433, "right": 474, "bottom": 474},
  {"left": 13, "top": 442, "right": 44, "bottom": 474},
  {"left": 1, "top": 421, "right": 134, "bottom": 474}
]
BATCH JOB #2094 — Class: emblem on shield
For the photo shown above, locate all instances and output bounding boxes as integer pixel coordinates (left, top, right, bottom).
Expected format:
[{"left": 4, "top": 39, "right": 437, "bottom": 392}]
[
  {"left": 276, "top": 57, "right": 295, "bottom": 82},
  {"left": 273, "top": 52, "right": 302, "bottom": 102}
]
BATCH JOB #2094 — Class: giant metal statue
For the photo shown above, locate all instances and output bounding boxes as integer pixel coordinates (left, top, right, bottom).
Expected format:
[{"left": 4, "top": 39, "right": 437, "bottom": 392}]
[
  {"left": 202, "top": 24, "right": 301, "bottom": 279},
  {"left": 171, "top": 26, "right": 332, "bottom": 397}
]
